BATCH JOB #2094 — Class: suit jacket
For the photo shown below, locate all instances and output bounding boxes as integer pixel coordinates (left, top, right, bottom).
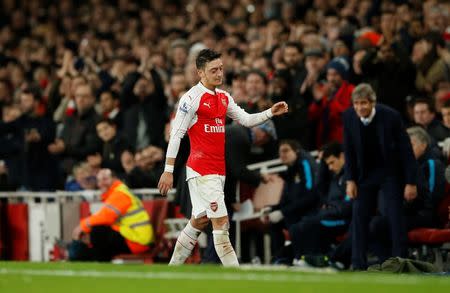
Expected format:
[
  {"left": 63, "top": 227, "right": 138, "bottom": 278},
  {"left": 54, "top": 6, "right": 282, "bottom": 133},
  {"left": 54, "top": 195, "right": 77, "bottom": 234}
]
[{"left": 343, "top": 104, "right": 417, "bottom": 185}]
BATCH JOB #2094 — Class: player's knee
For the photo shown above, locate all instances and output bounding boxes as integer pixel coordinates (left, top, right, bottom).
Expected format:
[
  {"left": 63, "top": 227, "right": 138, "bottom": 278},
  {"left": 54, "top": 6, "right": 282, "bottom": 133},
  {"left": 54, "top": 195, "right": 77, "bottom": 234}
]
[
  {"left": 191, "top": 216, "right": 209, "bottom": 231},
  {"left": 211, "top": 216, "right": 229, "bottom": 231}
]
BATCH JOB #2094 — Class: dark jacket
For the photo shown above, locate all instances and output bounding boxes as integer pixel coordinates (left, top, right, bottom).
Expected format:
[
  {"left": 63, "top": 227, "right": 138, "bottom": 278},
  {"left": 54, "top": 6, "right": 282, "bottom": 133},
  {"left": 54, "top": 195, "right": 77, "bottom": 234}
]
[
  {"left": 0, "top": 118, "right": 24, "bottom": 189},
  {"left": 425, "top": 119, "right": 450, "bottom": 144},
  {"left": 318, "top": 168, "right": 352, "bottom": 220},
  {"left": 274, "top": 150, "right": 319, "bottom": 226},
  {"left": 343, "top": 104, "right": 418, "bottom": 185},
  {"left": 21, "top": 114, "right": 58, "bottom": 190},
  {"left": 0, "top": 113, "right": 58, "bottom": 190},
  {"left": 60, "top": 107, "right": 101, "bottom": 160},
  {"left": 360, "top": 48, "right": 416, "bottom": 117},
  {"left": 100, "top": 134, "right": 132, "bottom": 175},
  {"left": 124, "top": 163, "right": 163, "bottom": 189},
  {"left": 123, "top": 94, "right": 167, "bottom": 149},
  {"left": 120, "top": 69, "right": 166, "bottom": 111},
  {"left": 404, "top": 148, "right": 446, "bottom": 227}
]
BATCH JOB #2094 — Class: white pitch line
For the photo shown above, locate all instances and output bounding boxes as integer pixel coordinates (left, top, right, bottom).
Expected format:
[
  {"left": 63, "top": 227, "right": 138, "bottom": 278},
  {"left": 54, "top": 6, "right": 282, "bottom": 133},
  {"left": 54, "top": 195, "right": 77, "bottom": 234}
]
[{"left": 0, "top": 268, "right": 443, "bottom": 286}]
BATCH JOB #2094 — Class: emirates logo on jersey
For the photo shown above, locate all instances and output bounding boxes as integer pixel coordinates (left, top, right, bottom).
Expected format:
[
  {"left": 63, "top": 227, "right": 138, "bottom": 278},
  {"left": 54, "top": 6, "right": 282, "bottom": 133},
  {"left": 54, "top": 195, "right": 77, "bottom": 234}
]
[
  {"left": 204, "top": 124, "right": 225, "bottom": 133},
  {"left": 210, "top": 202, "right": 218, "bottom": 212}
]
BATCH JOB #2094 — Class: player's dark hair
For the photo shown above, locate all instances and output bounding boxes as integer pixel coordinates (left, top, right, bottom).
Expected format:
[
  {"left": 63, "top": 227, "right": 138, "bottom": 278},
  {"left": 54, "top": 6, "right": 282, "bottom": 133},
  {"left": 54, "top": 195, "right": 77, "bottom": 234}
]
[{"left": 196, "top": 49, "right": 221, "bottom": 70}]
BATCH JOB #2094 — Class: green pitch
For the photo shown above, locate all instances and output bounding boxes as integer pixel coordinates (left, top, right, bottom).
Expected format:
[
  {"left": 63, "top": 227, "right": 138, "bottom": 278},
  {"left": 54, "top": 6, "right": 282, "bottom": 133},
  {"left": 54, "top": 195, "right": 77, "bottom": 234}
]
[{"left": 0, "top": 261, "right": 449, "bottom": 293}]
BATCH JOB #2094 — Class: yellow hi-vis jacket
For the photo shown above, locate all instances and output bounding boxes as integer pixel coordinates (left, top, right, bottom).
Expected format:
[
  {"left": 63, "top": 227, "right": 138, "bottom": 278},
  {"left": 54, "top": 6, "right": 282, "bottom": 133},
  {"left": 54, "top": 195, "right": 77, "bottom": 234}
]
[{"left": 81, "top": 180, "right": 154, "bottom": 253}]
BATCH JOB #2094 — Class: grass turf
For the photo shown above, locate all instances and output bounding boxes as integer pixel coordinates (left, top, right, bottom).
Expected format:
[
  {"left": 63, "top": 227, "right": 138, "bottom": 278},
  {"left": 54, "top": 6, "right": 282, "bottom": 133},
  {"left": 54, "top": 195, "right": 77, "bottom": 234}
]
[{"left": 0, "top": 261, "right": 449, "bottom": 293}]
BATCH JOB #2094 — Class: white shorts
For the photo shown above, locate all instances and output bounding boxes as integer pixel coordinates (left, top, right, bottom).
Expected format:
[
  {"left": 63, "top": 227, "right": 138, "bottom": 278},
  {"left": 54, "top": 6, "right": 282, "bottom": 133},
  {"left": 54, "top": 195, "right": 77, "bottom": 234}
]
[{"left": 187, "top": 174, "right": 227, "bottom": 219}]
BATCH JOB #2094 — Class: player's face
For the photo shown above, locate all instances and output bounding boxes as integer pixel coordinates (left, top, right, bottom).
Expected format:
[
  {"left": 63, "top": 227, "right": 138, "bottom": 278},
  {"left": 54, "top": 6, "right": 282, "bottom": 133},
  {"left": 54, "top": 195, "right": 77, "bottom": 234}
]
[
  {"left": 199, "top": 59, "right": 224, "bottom": 87},
  {"left": 353, "top": 98, "right": 374, "bottom": 118}
]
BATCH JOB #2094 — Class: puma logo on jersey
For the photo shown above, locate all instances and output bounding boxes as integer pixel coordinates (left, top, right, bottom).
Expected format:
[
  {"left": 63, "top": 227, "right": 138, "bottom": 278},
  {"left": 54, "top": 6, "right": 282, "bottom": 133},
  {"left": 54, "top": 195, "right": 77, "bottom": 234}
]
[{"left": 203, "top": 102, "right": 211, "bottom": 108}]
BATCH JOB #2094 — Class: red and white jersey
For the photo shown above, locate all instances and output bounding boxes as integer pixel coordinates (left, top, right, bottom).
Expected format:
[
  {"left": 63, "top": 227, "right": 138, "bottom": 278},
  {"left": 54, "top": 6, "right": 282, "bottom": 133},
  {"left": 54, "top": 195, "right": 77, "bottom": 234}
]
[{"left": 167, "top": 82, "right": 272, "bottom": 179}]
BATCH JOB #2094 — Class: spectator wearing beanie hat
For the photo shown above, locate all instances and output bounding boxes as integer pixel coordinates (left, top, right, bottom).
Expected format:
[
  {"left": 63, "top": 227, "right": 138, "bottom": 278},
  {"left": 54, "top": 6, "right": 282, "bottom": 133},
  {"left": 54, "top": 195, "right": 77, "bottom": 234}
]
[
  {"left": 327, "top": 57, "right": 350, "bottom": 80},
  {"left": 308, "top": 57, "right": 355, "bottom": 148}
]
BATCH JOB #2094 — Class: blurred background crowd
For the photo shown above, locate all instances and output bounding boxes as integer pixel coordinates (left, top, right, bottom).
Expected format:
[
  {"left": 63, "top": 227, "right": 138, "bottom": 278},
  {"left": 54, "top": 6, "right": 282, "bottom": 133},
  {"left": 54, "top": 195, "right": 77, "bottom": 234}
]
[{"left": 0, "top": 0, "right": 447, "bottom": 196}]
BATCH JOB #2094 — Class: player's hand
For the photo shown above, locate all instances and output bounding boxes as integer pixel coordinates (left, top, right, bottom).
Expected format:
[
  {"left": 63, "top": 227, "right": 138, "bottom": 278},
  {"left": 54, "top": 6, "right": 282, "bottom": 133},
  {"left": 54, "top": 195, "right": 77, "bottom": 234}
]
[
  {"left": 346, "top": 181, "right": 358, "bottom": 199},
  {"left": 158, "top": 172, "right": 173, "bottom": 196},
  {"left": 404, "top": 184, "right": 417, "bottom": 202},
  {"left": 271, "top": 101, "right": 288, "bottom": 116}
]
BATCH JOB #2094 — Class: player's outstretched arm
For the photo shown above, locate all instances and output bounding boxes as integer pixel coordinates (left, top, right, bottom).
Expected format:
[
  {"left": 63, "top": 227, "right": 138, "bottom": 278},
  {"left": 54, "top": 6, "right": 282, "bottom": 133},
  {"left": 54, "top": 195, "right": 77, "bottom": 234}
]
[{"left": 226, "top": 91, "right": 288, "bottom": 127}]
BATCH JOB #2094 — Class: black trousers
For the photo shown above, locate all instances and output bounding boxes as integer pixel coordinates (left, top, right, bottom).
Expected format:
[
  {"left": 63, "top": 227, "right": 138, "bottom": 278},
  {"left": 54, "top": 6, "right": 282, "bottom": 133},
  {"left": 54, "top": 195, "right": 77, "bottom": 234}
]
[
  {"left": 289, "top": 215, "right": 349, "bottom": 259},
  {"left": 351, "top": 177, "right": 406, "bottom": 270},
  {"left": 269, "top": 221, "right": 288, "bottom": 258},
  {"left": 71, "top": 226, "right": 130, "bottom": 262}
]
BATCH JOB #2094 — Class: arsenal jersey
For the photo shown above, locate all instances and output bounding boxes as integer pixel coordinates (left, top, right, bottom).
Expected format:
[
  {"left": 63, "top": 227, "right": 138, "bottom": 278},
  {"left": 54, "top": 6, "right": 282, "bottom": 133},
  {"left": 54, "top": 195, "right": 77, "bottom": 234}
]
[{"left": 166, "top": 82, "right": 273, "bottom": 179}]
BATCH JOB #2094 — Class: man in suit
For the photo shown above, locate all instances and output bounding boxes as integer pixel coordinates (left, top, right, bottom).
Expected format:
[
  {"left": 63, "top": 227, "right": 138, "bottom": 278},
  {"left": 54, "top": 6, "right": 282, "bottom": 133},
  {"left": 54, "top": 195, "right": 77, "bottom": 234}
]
[{"left": 343, "top": 83, "right": 418, "bottom": 270}]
